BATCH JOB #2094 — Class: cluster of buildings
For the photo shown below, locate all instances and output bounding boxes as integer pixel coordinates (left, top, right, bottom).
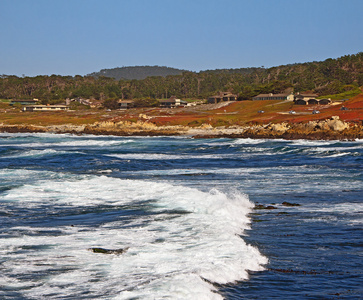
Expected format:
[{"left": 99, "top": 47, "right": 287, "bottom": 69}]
[
  {"left": 10, "top": 99, "right": 69, "bottom": 112},
  {"left": 207, "top": 92, "right": 238, "bottom": 104},
  {"left": 65, "top": 97, "right": 102, "bottom": 108},
  {"left": 9, "top": 90, "right": 333, "bottom": 112},
  {"left": 158, "top": 91, "right": 330, "bottom": 108},
  {"left": 252, "top": 92, "right": 332, "bottom": 105},
  {"left": 10, "top": 97, "right": 104, "bottom": 111},
  {"left": 294, "top": 93, "right": 332, "bottom": 105},
  {"left": 118, "top": 96, "right": 191, "bottom": 109}
]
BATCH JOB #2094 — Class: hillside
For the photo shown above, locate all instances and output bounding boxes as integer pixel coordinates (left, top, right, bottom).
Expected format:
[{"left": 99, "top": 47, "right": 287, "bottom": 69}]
[
  {"left": 0, "top": 53, "right": 362, "bottom": 102},
  {"left": 87, "top": 66, "right": 187, "bottom": 80}
]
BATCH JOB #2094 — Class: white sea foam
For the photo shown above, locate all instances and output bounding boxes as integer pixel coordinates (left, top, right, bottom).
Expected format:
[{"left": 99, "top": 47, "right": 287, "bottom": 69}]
[
  {"left": 348, "top": 219, "right": 363, "bottom": 225},
  {"left": 55, "top": 139, "right": 135, "bottom": 147},
  {"left": 105, "top": 147, "right": 277, "bottom": 161},
  {"left": 324, "top": 152, "right": 352, "bottom": 158},
  {"left": 1, "top": 149, "right": 71, "bottom": 158},
  {"left": 298, "top": 202, "right": 363, "bottom": 214},
  {"left": 290, "top": 139, "right": 338, "bottom": 146},
  {"left": 313, "top": 144, "right": 363, "bottom": 151},
  {"left": 297, "top": 143, "right": 363, "bottom": 158},
  {"left": 1, "top": 139, "right": 135, "bottom": 148},
  {"left": 106, "top": 153, "right": 223, "bottom": 160},
  {"left": 231, "top": 138, "right": 268, "bottom": 145},
  {"left": 0, "top": 132, "right": 71, "bottom": 138},
  {"left": 0, "top": 169, "right": 71, "bottom": 187},
  {"left": 1, "top": 175, "right": 267, "bottom": 299},
  {"left": 206, "top": 138, "right": 271, "bottom": 147}
]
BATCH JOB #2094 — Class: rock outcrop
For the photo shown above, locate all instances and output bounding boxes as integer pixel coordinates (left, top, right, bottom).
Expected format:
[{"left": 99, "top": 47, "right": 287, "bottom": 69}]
[
  {"left": 89, "top": 247, "right": 129, "bottom": 255},
  {"left": 1, "top": 117, "right": 362, "bottom": 140},
  {"left": 191, "top": 117, "right": 363, "bottom": 140}
]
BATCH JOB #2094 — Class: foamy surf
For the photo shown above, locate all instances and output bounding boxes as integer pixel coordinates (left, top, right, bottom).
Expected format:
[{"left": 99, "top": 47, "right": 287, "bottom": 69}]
[
  {"left": 1, "top": 174, "right": 267, "bottom": 299},
  {"left": 105, "top": 153, "right": 224, "bottom": 160},
  {"left": 2, "top": 134, "right": 362, "bottom": 299}
]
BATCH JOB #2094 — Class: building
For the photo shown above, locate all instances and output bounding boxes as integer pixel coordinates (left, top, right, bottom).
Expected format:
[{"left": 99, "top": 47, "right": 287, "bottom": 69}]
[
  {"left": 308, "top": 99, "right": 319, "bottom": 105},
  {"left": 22, "top": 105, "right": 69, "bottom": 112},
  {"left": 319, "top": 98, "right": 332, "bottom": 105},
  {"left": 159, "top": 96, "right": 187, "bottom": 108},
  {"left": 10, "top": 99, "right": 39, "bottom": 106},
  {"left": 294, "top": 98, "right": 332, "bottom": 105},
  {"left": 252, "top": 93, "right": 294, "bottom": 101},
  {"left": 65, "top": 97, "right": 91, "bottom": 106},
  {"left": 295, "top": 99, "right": 308, "bottom": 105},
  {"left": 294, "top": 93, "right": 319, "bottom": 101},
  {"left": 118, "top": 100, "right": 134, "bottom": 109},
  {"left": 208, "top": 92, "right": 238, "bottom": 104}
]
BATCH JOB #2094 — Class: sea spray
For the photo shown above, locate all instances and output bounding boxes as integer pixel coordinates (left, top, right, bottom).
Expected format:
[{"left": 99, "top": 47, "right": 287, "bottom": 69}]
[{"left": 1, "top": 174, "right": 267, "bottom": 299}]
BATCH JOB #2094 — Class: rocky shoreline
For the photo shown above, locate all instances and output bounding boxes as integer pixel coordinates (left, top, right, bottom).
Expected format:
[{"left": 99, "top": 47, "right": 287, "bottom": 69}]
[{"left": 1, "top": 116, "right": 362, "bottom": 140}]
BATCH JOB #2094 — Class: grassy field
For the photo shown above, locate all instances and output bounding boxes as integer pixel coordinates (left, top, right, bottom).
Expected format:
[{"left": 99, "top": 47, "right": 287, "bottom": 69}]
[
  {"left": 0, "top": 94, "right": 362, "bottom": 127},
  {"left": 317, "top": 87, "right": 362, "bottom": 100}
]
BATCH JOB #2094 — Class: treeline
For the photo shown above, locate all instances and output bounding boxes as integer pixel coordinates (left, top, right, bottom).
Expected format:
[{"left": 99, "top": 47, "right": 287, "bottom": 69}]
[{"left": 1, "top": 53, "right": 362, "bottom": 105}]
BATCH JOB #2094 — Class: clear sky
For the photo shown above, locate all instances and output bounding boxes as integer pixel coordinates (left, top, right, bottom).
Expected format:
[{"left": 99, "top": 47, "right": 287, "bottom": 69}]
[{"left": 1, "top": 0, "right": 362, "bottom": 76}]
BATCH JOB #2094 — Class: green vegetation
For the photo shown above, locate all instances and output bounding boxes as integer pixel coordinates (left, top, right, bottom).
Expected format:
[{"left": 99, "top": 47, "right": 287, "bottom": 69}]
[
  {"left": 317, "top": 85, "right": 362, "bottom": 100},
  {"left": 69, "top": 102, "right": 91, "bottom": 110},
  {"left": 0, "top": 53, "right": 362, "bottom": 105},
  {"left": 88, "top": 66, "right": 186, "bottom": 80}
]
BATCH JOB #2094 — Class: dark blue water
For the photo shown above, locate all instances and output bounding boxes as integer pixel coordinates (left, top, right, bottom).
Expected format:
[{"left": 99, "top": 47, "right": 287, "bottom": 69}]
[{"left": 0, "top": 133, "right": 362, "bottom": 299}]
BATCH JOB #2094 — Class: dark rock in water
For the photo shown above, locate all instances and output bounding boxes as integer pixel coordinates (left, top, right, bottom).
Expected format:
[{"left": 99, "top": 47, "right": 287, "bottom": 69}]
[
  {"left": 254, "top": 204, "right": 277, "bottom": 210},
  {"left": 89, "top": 247, "right": 129, "bottom": 255},
  {"left": 282, "top": 201, "right": 300, "bottom": 207},
  {"left": 254, "top": 204, "right": 264, "bottom": 209},
  {"left": 277, "top": 212, "right": 289, "bottom": 215}
]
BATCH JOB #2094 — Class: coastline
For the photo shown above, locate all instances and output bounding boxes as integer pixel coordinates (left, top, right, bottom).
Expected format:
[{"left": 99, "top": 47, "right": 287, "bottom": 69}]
[{"left": 1, "top": 116, "right": 362, "bottom": 140}]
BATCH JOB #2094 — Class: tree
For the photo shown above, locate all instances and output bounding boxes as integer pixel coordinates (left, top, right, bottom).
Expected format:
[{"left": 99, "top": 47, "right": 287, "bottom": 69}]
[{"left": 103, "top": 99, "right": 119, "bottom": 110}]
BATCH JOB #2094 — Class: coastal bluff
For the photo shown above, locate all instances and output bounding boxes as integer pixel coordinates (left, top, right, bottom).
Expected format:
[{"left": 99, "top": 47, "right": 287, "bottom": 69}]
[{"left": 0, "top": 116, "right": 362, "bottom": 140}]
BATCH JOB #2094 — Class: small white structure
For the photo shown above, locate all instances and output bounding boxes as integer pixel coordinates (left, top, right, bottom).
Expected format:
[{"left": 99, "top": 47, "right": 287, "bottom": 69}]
[
  {"left": 159, "top": 96, "right": 187, "bottom": 108},
  {"left": 118, "top": 100, "right": 134, "bottom": 109},
  {"left": 253, "top": 93, "right": 294, "bottom": 101},
  {"left": 23, "top": 105, "right": 69, "bottom": 112}
]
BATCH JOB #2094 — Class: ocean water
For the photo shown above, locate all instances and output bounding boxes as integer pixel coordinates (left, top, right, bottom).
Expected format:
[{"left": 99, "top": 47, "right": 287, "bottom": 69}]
[{"left": 0, "top": 133, "right": 362, "bottom": 299}]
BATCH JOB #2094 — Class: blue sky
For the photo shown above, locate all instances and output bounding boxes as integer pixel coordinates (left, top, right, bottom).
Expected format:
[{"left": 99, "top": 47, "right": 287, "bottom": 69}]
[{"left": 1, "top": 0, "right": 362, "bottom": 76}]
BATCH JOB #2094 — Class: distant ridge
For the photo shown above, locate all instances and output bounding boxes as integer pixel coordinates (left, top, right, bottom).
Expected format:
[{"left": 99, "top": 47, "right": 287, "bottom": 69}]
[{"left": 88, "top": 66, "right": 187, "bottom": 80}]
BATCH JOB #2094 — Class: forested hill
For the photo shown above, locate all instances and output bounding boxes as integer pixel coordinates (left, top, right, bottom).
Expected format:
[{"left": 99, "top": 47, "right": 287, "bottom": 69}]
[
  {"left": 88, "top": 66, "right": 187, "bottom": 80},
  {"left": 1, "top": 53, "right": 362, "bottom": 103}
]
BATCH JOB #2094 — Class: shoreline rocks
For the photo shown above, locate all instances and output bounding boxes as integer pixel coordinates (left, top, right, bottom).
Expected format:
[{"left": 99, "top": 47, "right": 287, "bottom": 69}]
[
  {"left": 190, "top": 117, "right": 363, "bottom": 140},
  {"left": 89, "top": 247, "right": 129, "bottom": 255},
  {"left": 0, "top": 116, "right": 362, "bottom": 140}
]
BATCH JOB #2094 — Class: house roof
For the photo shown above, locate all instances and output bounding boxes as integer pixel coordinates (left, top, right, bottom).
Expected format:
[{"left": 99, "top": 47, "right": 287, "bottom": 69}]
[
  {"left": 25, "top": 105, "right": 68, "bottom": 108},
  {"left": 118, "top": 100, "right": 134, "bottom": 103},
  {"left": 254, "top": 93, "right": 291, "bottom": 98},
  {"left": 299, "top": 93, "right": 318, "bottom": 97},
  {"left": 209, "top": 93, "right": 237, "bottom": 98}
]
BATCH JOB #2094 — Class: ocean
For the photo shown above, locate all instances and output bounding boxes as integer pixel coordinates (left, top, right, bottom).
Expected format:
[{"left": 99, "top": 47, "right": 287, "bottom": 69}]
[{"left": 0, "top": 133, "right": 362, "bottom": 299}]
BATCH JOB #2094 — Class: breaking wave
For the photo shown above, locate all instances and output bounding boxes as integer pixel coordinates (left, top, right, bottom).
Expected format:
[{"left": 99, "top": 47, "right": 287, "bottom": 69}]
[{"left": 1, "top": 173, "right": 267, "bottom": 299}]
